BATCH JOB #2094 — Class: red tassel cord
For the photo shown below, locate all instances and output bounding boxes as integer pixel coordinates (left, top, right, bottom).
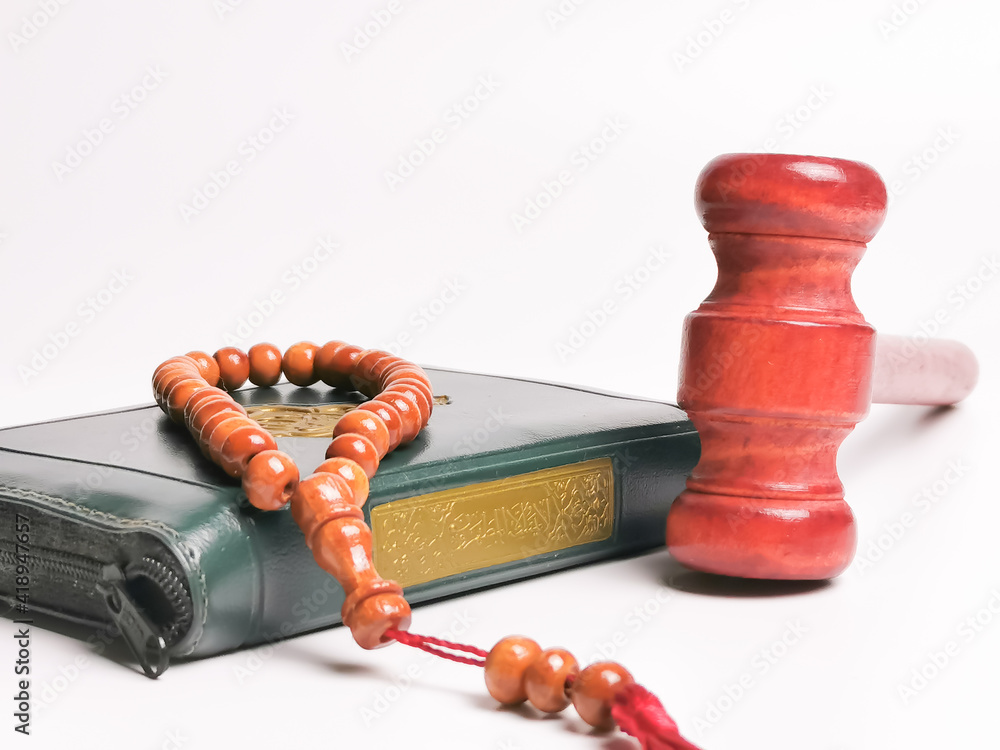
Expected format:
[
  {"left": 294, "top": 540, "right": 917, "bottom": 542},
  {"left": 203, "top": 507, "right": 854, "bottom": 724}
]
[
  {"left": 385, "top": 629, "right": 704, "bottom": 750},
  {"left": 386, "top": 628, "right": 488, "bottom": 666},
  {"left": 612, "top": 683, "right": 704, "bottom": 750}
]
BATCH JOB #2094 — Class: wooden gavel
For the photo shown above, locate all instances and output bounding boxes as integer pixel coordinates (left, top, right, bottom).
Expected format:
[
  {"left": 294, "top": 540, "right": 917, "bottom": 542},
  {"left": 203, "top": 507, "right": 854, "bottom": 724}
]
[{"left": 666, "top": 153, "right": 978, "bottom": 580}]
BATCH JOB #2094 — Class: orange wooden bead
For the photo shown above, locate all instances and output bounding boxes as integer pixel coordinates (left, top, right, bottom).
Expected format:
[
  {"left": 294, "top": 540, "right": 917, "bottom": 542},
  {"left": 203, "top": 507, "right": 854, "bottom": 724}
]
[
  {"left": 365, "top": 353, "right": 404, "bottom": 384},
  {"left": 315, "top": 342, "right": 362, "bottom": 390},
  {"left": 201, "top": 414, "right": 246, "bottom": 458},
  {"left": 242, "top": 450, "right": 300, "bottom": 510},
  {"left": 374, "top": 393, "right": 421, "bottom": 444},
  {"left": 189, "top": 398, "right": 244, "bottom": 439},
  {"left": 380, "top": 359, "right": 429, "bottom": 381},
  {"left": 248, "top": 343, "right": 282, "bottom": 387},
  {"left": 195, "top": 403, "right": 242, "bottom": 440},
  {"left": 214, "top": 347, "right": 250, "bottom": 390},
  {"left": 153, "top": 363, "right": 199, "bottom": 402},
  {"left": 333, "top": 409, "right": 390, "bottom": 458},
  {"left": 351, "top": 349, "right": 395, "bottom": 396},
  {"left": 345, "top": 591, "right": 411, "bottom": 650},
  {"left": 218, "top": 424, "right": 278, "bottom": 478},
  {"left": 154, "top": 354, "right": 199, "bottom": 372},
  {"left": 525, "top": 648, "right": 578, "bottom": 713},
  {"left": 166, "top": 378, "right": 210, "bottom": 423},
  {"left": 381, "top": 366, "right": 430, "bottom": 389},
  {"left": 325, "top": 433, "right": 380, "bottom": 478},
  {"left": 289, "top": 472, "right": 360, "bottom": 547},
  {"left": 185, "top": 350, "right": 221, "bottom": 387},
  {"left": 155, "top": 369, "right": 200, "bottom": 410},
  {"left": 571, "top": 662, "right": 635, "bottom": 730},
  {"left": 380, "top": 362, "right": 431, "bottom": 393},
  {"left": 383, "top": 384, "right": 431, "bottom": 427},
  {"left": 183, "top": 386, "right": 230, "bottom": 425},
  {"left": 311, "top": 517, "right": 378, "bottom": 590},
  {"left": 282, "top": 341, "right": 320, "bottom": 387},
  {"left": 314, "top": 341, "right": 350, "bottom": 387},
  {"left": 341, "top": 579, "right": 411, "bottom": 650},
  {"left": 388, "top": 378, "right": 434, "bottom": 417},
  {"left": 355, "top": 400, "right": 404, "bottom": 451},
  {"left": 485, "top": 637, "right": 543, "bottom": 705},
  {"left": 315, "top": 457, "right": 370, "bottom": 505},
  {"left": 158, "top": 370, "right": 199, "bottom": 401},
  {"left": 207, "top": 415, "right": 253, "bottom": 464},
  {"left": 152, "top": 356, "right": 200, "bottom": 389}
]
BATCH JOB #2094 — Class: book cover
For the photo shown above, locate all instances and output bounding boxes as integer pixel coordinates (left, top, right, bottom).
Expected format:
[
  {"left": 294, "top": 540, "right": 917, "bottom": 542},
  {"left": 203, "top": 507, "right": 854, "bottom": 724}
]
[{"left": 0, "top": 367, "right": 697, "bottom": 673}]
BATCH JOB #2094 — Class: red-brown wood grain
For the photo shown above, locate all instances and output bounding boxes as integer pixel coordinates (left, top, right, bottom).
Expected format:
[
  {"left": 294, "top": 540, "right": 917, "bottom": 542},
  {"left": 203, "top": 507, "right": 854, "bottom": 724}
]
[{"left": 666, "top": 153, "right": 976, "bottom": 580}]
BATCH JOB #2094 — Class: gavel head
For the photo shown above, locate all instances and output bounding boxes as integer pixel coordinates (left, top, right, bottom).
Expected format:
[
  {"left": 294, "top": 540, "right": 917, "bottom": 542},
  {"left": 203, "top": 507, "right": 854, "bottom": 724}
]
[{"left": 666, "top": 153, "right": 888, "bottom": 580}]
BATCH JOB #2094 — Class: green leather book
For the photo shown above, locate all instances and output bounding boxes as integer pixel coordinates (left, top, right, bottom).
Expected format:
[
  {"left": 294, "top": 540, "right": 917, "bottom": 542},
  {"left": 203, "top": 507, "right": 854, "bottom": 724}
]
[{"left": 0, "top": 367, "right": 697, "bottom": 675}]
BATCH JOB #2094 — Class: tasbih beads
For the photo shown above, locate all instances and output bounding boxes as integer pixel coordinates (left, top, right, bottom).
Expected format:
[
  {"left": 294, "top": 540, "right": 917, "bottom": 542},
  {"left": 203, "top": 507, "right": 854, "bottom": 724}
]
[
  {"left": 152, "top": 341, "right": 700, "bottom": 750},
  {"left": 485, "top": 636, "right": 634, "bottom": 729},
  {"left": 386, "top": 629, "right": 701, "bottom": 748},
  {"left": 152, "top": 341, "right": 432, "bottom": 650}
]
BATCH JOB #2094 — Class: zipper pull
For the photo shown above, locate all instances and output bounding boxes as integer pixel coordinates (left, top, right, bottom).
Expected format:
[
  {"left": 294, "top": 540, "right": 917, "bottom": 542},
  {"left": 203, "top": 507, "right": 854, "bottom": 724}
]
[{"left": 97, "top": 564, "right": 170, "bottom": 679}]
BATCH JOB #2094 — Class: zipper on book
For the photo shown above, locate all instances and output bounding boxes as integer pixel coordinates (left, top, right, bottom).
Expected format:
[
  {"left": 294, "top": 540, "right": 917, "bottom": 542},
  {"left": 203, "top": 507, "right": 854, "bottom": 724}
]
[
  {"left": 96, "top": 564, "right": 169, "bottom": 679},
  {"left": 0, "top": 538, "right": 193, "bottom": 678}
]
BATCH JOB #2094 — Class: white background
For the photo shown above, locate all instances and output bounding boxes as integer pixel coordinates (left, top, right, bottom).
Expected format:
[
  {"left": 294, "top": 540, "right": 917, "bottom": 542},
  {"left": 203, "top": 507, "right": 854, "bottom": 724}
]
[{"left": 2, "top": 1, "right": 998, "bottom": 748}]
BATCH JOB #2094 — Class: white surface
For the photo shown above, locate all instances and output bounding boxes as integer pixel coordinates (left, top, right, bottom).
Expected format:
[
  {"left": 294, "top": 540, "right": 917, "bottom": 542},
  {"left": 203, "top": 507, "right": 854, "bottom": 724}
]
[{"left": 1, "top": 1, "right": 998, "bottom": 748}]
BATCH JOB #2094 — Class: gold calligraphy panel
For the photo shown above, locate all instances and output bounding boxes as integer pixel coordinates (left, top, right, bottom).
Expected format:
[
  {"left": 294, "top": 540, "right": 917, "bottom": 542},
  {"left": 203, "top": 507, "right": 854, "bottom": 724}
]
[
  {"left": 245, "top": 395, "right": 449, "bottom": 438},
  {"left": 370, "top": 458, "right": 615, "bottom": 588}
]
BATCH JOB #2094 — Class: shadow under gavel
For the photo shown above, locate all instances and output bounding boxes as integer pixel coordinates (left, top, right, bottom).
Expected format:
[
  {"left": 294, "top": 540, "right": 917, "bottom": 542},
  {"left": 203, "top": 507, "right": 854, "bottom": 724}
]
[{"left": 666, "top": 153, "right": 978, "bottom": 580}]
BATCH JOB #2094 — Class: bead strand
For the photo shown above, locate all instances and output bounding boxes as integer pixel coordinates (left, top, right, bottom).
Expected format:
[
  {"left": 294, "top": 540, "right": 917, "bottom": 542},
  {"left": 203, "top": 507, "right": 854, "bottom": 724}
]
[
  {"left": 385, "top": 628, "right": 700, "bottom": 747},
  {"left": 153, "top": 341, "right": 698, "bottom": 749},
  {"left": 152, "top": 342, "right": 434, "bottom": 650},
  {"left": 484, "top": 636, "right": 634, "bottom": 729}
]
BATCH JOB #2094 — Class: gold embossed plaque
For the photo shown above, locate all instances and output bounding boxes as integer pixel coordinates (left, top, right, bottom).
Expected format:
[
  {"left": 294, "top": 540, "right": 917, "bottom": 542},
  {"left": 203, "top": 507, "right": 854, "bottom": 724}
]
[
  {"left": 245, "top": 404, "right": 356, "bottom": 438},
  {"left": 246, "top": 395, "right": 450, "bottom": 438},
  {"left": 370, "top": 458, "right": 615, "bottom": 588}
]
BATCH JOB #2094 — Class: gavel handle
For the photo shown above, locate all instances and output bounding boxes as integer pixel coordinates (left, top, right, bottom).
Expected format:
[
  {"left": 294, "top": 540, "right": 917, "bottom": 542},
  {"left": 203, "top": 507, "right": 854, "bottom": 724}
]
[{"left": 872, "top": 334, "right": 978, "bottom": 405}]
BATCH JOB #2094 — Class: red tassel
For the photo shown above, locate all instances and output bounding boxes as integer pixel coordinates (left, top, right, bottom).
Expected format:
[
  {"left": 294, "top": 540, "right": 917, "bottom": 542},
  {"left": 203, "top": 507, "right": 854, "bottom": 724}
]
[{"left": 611, "top": 683, "right": 704, "bottom": 750}]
